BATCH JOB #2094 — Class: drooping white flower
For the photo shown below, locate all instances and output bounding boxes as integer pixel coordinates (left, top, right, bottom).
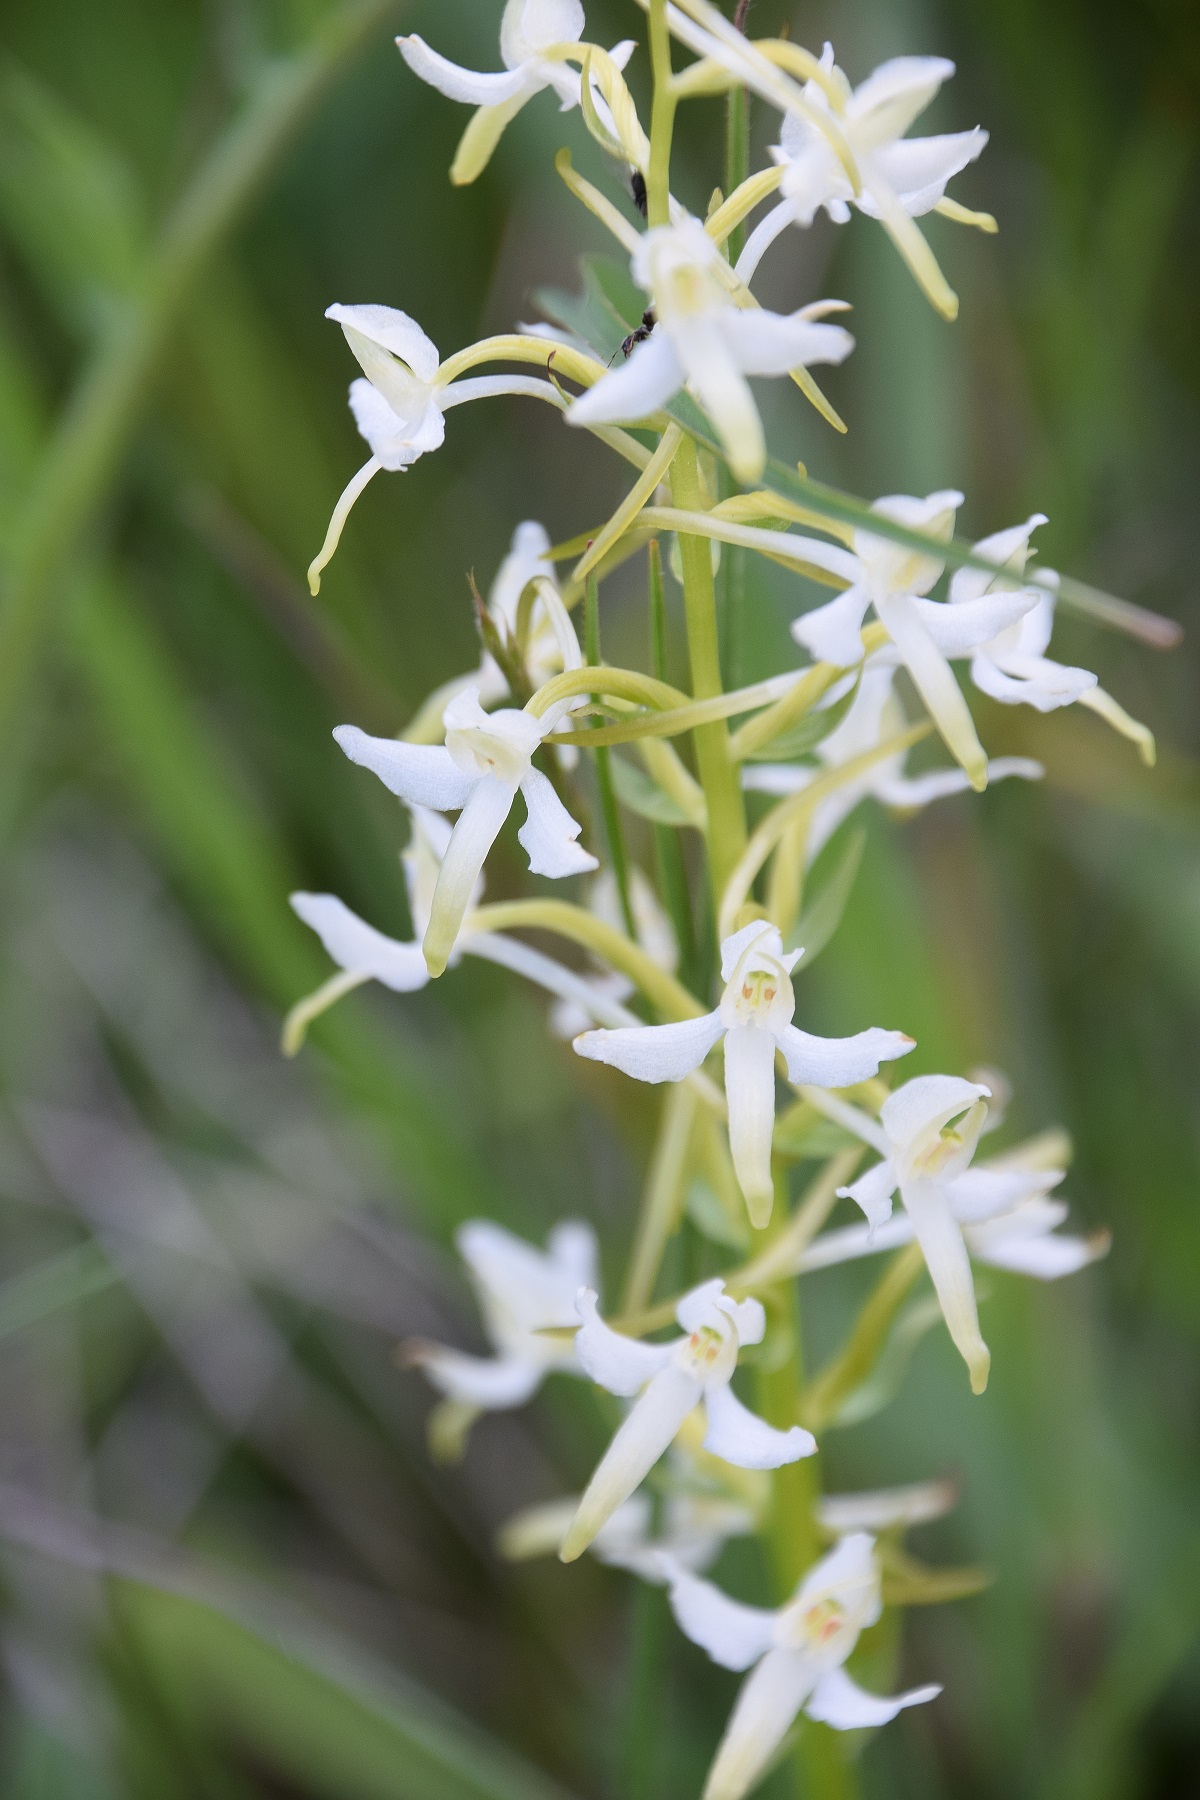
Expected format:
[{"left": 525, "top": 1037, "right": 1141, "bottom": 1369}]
[
  {"left": 334, "top": 688, "right": 597, "bottom": 979},
  {"left": 668, "top": 1533, "right": 939, "bottom": 1800},
  {"left": 737, "top": 48, "right": 988, "bottom": 289},
  {"left": 789, "top": 491, "right": 1038, "bottom": 789},
  {"left": 561, "top": 1278, "right": 814, "bottom": 1562},
  {"left": 951, "top": 517, "right": 1156, "bottom": 762},
  {"left": 285, "top": 806, "right": 640, "bottom": 1053},
  {"left": 308, "top": 306, "right": 568, "bottom": 593},
  {"left": 808, "top": 1074, "right": 1029, "bottom": 1393},
  {"left": 574, "top": 921, "right": 913, "bottom": 1225},
  {"left": 568, "top": 217, "right": 854, "bottom": 482},
  {"left": 744, "top": 663, "right": 1043, "bottom": 864},
  {"left": 405, "top": 1219, "right": 596, "bottom": 1454},
  {"left": 398, "top": 2, "right": 635, "bottom": 186},
  {"left": 550, "top": 866, "right": 679, "bottom": 1038}
]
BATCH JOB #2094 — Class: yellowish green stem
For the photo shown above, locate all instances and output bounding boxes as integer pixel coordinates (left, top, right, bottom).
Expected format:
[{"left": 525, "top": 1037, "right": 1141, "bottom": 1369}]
[{"left": 646, "top": 0, "right": 676, "bottom": 229}]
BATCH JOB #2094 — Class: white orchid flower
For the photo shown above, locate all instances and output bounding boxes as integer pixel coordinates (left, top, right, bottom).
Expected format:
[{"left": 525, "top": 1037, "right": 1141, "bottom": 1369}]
[
  {"left": 789, "top": 490, "right": 1038, "bottom": 789},
  {"left": 334, "top": 687, "right": 597, "bottom": 978},
  {"left": 574, "top": 921, "right": 913, "bottom": 1225},
  {"left": 550, "top": 866, "right": 679, "bottom": 1038},
  {"left": 398, "top": 2, "right": 635, "bottom": 186},
  {"left": 744, "top": 663, "right": 1043, "bottom": 865},
  {"left": 737, "top": 47, "right": 988, "bottom": 291},
  {"left": 308, "top": 306, "right": 567, "bottom": 593},
  {"left": 286, "top": 806, "right": 643, "bottom": 1053},
  {"left": 568, "top": 216, "right": 854, "bottom": 483},
  {"left": 668, "top": 1533, "right": 940, "bottom": 1800},
  {"left": 807, "top": 1074, "right": 1027, "bottom": 1392},
  {"left": 405, "top": 1219, "right": 596, "bottom": 1455},
  {"left": 951, "top": 516, "right": 1156, "bottom": 762},
  {"left": 561, "top": 1278, "right": 814, "bottom": 1562}
]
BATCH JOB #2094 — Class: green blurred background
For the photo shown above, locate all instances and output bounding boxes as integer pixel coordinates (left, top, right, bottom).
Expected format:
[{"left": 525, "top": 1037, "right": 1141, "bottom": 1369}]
[{"left": 0, "top": 0, "right": 1198, "bottom": 1795}]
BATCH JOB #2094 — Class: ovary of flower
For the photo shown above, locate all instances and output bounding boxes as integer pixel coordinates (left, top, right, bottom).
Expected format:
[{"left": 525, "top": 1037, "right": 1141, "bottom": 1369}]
[
  {"left": 567, "top": 217, "right": 854, "bottom": 483},
  {"left": 405, "top": 1219, "right": 596, "bottom": 1435},
  {"left": 334, "top": 688, "right": 596, "bottom": 979},
  {"left": 668, "top": 1533, "right": 940, "bottom": 1800},
  {"left": 744, "top": 663, "right": 1044, "bottom": 864},
  {"left": 308, "top": 305, "right": 567, "bottom": 594},
  {"left": 398, "top": 1, "right": 635, "bottom": 186},
  {"left": 573, "top": 921, "right": 913, "bottom": 1227},
  {"left": 560, "top": 1278, "right": 814, "bottom": 1563},
  {"left": 737, "top": 48, "right": 988, "bottom": 303},
  {"left": 789, "top": 490, "right": 1038, "bottom": 790}
]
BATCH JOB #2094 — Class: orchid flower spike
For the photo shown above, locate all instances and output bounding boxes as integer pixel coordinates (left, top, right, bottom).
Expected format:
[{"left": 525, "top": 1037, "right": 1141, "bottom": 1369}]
[
  {"left": 561, "top": 1278, "right": 814, "bottom": 1563},
  {"left": 790, "top": 490, "right": 1038, "bottom": 790},
  {"left": 574, "top": 921, "right": 913, "bottom": 1226},
  {"left": 308, "top": 306, "right": 566, "bottom": 593},
  {"left": 334, "top": 688, "right": 596, "bottom": 978},
  {"left": 405, "top": 1219, "right": 596, "bottom": 1460},
  {"left": 953, "top": 516, "right": 1156, "bottom": 764},
  {"left": 739, "top": 47, "right": 988, "bottom": 319},
  {"left": 744, "top": 663, "right": 1043, "bottom": 864},
  {"left": 398, "top": 1, "right": 635, "bottom": 186},
  {"left": 668, "top": 1533, "right": 940, "bottom": 1800},
  {"left": 567, "top": 216, "right": 854, "bottom": 483}
]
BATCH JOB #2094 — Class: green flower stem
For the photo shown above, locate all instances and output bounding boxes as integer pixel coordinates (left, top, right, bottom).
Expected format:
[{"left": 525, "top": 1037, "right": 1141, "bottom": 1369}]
[
  {"left": 647, "top": 541, "right": 698, "bottom": 986},
  {"left": 801, "top": 1244, "right": 926, "bottom": 1434},
  {"left": 670, "top": 436, "right": 748, "bottom": 905},
  {"left": 726, "top": 629, "right": 888, "bottom": 762},
  {"left": 585, "top": 575, "right": 637, "bottom": 939},
  {"left": 462, "top": 900, "right": 703, "bottom": 1021},
  {"left": 724, "top": 82, "right": 751, "bottom": 267},
  {"left": 622, "top": 1082, "right": 698, "bottom": 1315},
  {"left": 0, "top": 0, "right": 402, "bottom": 742},
  {"left": 647, "top": 0, "right": 677, "bottom": 229}
]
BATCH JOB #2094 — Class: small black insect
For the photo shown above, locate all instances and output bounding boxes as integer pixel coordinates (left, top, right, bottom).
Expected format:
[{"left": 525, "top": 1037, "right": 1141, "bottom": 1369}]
[
  {"left": 619, "top": 309, "right": 656, "bottom": 360},
  {"left": 630, "top": 169, "right": 648, "bottom": 218}
]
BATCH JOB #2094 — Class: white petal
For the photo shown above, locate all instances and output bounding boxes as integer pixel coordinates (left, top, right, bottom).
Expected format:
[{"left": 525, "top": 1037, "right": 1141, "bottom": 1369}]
[
  {"left": 795, "top": 1531, "right": 880, "bottom": 1617},
  {"left": 967, "top": 1226, "right": 1107, "bottom": 1280},
  {"left": 326, "top": 302, "right": 440, "bottom": 379},
  {"left": 948, "top": 515, "right": 1047, "bottom": 605},
  {"left": 880, "top": 1075, "right": 991, "bottom": 1149},
  {"left": 798, "top": 1215, "right": 915, "bottom": 1272},
  {"left": 946, "top": 1166, "right": 1063, "bottom": 1224},
  {"left": 816, "top": 1479, "right": 958, "bottom": 1534},
  {"left": 868, "top": 129, "right": 988, "bottom": 213},
  {"left": 971, "top": 651, "right": 1097, "bottom": 712},
  {"left": 333, "top": 726, "right": 476, "bottom": 810},
  {"left": 567, "top": 331, "right": 683, "bottom": 425},
  {"left": 501, "top": 0, "right": 585, "bottom": 63},
  {"left": 909, "top": 591, "right": 1037, "bottom": 657},
  {"left": 791, "top": 585, "right": 872, "bottom": 667},
  {"left": 573, "top": 1288, "right": 674, "bottom": 1395},
  {"left": 703, "top": 1648, "right": 818, "bottom": 1800},
  {"left": 397, "top": 33, "right": 533, "bottom": 105},
  {"left": 458, "top": 1220, "right": 589, "bottom": 1342},
  {"left": 840, "top": 1158, "right": 899, "bottom": 1230},
  {"left": 424, "top": 776, "right": 516, "bottom": 975},
  {"left": 667, "top": 1568, "right": 778, "bottom": 1670},
  {"left": 734, "top": 200, "right": 798, "bottom": 284},
  {"left": 806, "top": 1665, "right": 941, "bottom": 1730},
  {"left": 875, "top": 757, "right": 1042, "bottom": 809},
  {"left": 849, "top": 56, "right": 955, "bottom": 146},
  {"left": 407, "top": 1342, "right": 543, "bottom": 1408},
  {"left": 290, "top": 894, "right": 429, "bottom": 991},
  {"left": 741, "top": 763, "right": 815, "bottom": 796},
  {"left": 902, "top": 1176, "right": 990, "bottom": 1392},
  {"left": 774, "top": 1024, "right": 914, "bottom": 1089},
  {"left": 723, "top": 1026, "right": 778, "bottom": 1223},
  {"left": 547, "top": 1220, "right": 598, "bottom": 1290},
  {"left": 720, "top": 920, "right": 786, "bottom": 980},
  {"left": 703, "top": 1381, "right": 816, "bottom": 1469},
  {"left": 348, "top": 378, "right": 446, "bottom": 468},
  {"left": 673, "top": 316, "right": 764, "bottom": 482},
  {"left": 574, "top": 1011, "right": 725, "bottom": 1083},
  {"left": 722, "top": 309, "right": 855, "bottom": 376},
  {"left": 517, "top": 768, "right": 597, "bottom": 877},
  {"left": 875, "top": 594, "right": 987, "bottom": 787},
  {"left": 675, "top": 1276, "right": 734, "bottom": 1333},
  {"left": 560, "top": 1365, "right": 701, "bottom": 1561}
]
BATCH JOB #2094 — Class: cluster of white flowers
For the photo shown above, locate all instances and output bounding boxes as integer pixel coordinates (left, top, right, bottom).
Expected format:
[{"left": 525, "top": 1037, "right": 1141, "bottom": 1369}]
[{"left": 285, "top": 5, "right": 1160, "bottom": 1796}]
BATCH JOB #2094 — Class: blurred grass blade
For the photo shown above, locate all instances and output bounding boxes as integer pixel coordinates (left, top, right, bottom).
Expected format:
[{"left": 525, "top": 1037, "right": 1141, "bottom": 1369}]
[{"left": 0, "top": 1242, "right": 116, "bottom": 1341}]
